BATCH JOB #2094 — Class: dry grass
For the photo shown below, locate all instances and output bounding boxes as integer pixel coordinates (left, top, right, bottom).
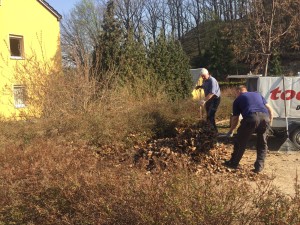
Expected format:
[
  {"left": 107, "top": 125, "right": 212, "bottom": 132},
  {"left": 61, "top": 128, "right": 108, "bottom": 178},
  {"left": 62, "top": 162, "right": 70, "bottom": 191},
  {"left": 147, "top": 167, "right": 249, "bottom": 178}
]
[
  {"left": 0, "top": 69, "right": 300, "bottom": 224},
  {"left": 0, "top": 138, "right": 299, "bottom": 224}
]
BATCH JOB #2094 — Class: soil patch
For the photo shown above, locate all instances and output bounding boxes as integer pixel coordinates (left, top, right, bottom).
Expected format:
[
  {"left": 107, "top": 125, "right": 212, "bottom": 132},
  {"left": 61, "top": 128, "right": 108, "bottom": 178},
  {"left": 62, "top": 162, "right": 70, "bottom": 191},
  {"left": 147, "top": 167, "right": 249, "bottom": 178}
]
[{"left": 223, "top": 134, "right": 300, "bottom": 197}]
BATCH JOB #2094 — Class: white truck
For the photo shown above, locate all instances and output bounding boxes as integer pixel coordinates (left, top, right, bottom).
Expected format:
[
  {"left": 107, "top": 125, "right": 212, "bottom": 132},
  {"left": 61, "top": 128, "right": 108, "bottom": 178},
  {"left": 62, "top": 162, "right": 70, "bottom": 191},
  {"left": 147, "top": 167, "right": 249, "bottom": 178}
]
[{"left": 227, "top": 75, "right": 300, "bottom": 149}]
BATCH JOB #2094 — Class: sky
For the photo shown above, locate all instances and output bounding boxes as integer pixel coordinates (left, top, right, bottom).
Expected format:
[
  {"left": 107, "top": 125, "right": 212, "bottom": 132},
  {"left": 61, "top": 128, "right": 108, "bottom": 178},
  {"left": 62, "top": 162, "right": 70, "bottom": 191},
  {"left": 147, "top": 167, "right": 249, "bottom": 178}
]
[{"left": 46, "top": 0, "right": 79, "bottom": 15}]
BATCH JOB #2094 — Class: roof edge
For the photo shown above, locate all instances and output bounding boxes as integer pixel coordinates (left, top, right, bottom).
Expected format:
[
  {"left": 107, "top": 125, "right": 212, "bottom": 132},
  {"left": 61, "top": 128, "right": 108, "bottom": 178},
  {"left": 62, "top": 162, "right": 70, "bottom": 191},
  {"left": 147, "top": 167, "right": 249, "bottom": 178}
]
[
  {"left": 37, "top": 0, "right": 62, "bottom": 21},
  {"left": 227, "top": 75, "right": 263, "bottom": 79}
]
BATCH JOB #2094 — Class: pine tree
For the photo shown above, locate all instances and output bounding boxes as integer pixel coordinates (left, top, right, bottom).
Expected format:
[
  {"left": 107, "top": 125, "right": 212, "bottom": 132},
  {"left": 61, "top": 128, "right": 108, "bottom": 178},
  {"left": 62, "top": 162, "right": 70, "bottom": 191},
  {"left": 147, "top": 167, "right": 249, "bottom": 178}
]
[
  {"left": 119, "top": 25, "right": 147, "bottom": 83},
  {"left": 92, "top": 0, "right": 123, "bottom": 83},
  {"left": 269, "top": 50, "right": 282, "bottom": 76},
  {"left": 207, "top": 33, "right": 235, "bottom": 79},
  {"left": 148, "top": 31, "right": 170, "bottom": 83},
  {"left": 119, "top": 25, "right": 160, "bottom": 98},
  {"left": 148, "top": 31, "right": 192, "bottom": 100},
  {"left": 166, "top": 39, "right": 193, "bottom": 99},
  {"left": 196, "top": 28, "right": 236, "bottom": 80}
]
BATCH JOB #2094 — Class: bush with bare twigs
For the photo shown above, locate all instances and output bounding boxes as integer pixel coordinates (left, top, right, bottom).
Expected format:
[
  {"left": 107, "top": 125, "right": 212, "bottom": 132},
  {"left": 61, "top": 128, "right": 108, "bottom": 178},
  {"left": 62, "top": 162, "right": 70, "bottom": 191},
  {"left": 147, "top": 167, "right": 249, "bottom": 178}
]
[{"left": 1, "top": 63, "right": 300, "bottom": 224}]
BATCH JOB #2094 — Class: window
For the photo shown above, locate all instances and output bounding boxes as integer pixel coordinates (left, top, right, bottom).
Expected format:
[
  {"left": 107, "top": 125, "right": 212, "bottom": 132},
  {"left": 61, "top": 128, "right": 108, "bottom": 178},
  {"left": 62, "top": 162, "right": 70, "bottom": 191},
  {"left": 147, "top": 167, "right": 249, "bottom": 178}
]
[
  {"left": 13, "top": 85, "right": 26, "bottom": 108},
  {"left": 9, "top": 35, "right": 24, "bottom": 59}
]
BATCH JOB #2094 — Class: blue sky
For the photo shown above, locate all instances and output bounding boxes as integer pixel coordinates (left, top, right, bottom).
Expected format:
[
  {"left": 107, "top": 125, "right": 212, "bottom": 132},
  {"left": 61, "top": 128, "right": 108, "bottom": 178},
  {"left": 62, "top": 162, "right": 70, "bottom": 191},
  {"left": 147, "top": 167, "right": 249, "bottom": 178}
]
[{"left": 46, "top": 0, "right": 79, "bottom": 15}]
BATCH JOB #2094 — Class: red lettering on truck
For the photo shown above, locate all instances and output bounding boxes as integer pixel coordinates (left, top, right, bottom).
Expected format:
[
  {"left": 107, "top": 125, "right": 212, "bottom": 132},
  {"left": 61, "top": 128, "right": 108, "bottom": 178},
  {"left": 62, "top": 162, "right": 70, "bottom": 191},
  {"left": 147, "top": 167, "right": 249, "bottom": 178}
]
[{"left": 270, "top": 87, "right": 300, "bottom": 100}]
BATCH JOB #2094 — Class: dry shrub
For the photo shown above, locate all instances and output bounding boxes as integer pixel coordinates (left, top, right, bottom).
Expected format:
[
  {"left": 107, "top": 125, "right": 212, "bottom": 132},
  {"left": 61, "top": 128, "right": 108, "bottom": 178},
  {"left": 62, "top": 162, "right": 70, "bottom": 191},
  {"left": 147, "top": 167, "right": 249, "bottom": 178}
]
[
  {"left": 1, "top": 56, "right": 299, "bottom": 224},
  {"left": 0, "top": 103, "right": 300, "bottom": 224},
  {"left": 0, "top": 139, "right": 98, "bottom": 224},
  {"left": 1, "top": 63, "right": 201, "bottom": 155},
  {"left": 76, "top": 91, "right": 201, "bottom": 152},
  {"left": 221, "top": 86, "right": 238, "bottom": 98},
  {"left": 215, "top": 87, "right": 236, "bottom": 122},
  {"left": 4, "top": 52, "right": 208, "bottom": 151},
  {"left": 1, "top": 139, "right": 299, "bottom": 224}
]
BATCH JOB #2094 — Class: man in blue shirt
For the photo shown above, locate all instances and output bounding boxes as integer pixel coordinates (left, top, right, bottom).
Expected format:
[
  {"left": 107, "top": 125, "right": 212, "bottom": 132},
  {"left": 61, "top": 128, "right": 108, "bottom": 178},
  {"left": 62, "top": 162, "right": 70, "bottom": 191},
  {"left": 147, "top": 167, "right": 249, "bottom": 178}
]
[
  {"left": 196, "top": 68, "right": 221, "bottom": 131},
  {"left": 224, "top": 85, "right": 273, "bottom": 173}
]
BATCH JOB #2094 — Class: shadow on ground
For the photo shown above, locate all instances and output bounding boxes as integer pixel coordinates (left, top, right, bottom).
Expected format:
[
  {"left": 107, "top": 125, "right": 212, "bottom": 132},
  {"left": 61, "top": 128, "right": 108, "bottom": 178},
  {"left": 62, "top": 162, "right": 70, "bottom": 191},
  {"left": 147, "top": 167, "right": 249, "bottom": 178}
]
[{"left": 217, "top": 134, "right": 289, "bottom": 152}]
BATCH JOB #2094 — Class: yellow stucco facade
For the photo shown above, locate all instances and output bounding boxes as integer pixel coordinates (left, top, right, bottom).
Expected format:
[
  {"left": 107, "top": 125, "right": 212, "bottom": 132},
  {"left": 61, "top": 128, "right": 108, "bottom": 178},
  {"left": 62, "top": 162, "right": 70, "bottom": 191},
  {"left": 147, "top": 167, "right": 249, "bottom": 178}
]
[{"left": 0, "top": 0, "right": 61, "bottom": 119}]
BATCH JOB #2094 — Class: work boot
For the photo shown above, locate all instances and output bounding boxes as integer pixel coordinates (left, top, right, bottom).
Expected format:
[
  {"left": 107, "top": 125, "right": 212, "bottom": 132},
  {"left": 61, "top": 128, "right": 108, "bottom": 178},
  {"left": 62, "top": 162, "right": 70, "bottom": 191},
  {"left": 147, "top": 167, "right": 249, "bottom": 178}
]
[
  {"left": 223, "top": 160, "right": 239, "bottom": 169},
  {"left": 254, "top": 161, "right": 264, "bottom": 173}
]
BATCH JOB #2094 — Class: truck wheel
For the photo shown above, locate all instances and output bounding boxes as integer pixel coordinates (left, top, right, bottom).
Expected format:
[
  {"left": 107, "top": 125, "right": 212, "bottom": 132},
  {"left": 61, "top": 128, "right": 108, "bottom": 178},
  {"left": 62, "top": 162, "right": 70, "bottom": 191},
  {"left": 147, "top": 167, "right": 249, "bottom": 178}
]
[{"left": 290, "top": 128, "right": 300, "bottom": 149}]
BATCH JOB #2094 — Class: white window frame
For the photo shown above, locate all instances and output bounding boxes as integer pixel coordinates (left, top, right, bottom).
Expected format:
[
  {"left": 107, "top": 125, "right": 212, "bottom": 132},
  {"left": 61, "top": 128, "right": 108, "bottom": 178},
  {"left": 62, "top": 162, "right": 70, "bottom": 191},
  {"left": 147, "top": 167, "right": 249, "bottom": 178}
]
[
  {"left": 13, "top": 85, "right": 26, "bottom": 108},
  {"left": 9, "top": 35, "right": 24, "bottom": 59}
]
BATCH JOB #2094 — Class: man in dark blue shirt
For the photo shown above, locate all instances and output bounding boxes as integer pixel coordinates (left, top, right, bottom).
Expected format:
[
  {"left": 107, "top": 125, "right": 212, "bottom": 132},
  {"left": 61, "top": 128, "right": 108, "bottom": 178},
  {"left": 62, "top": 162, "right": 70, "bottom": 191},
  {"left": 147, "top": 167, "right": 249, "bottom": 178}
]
[
  {"left": 224, "top": 85, "right": 273, "bottom": 173},
  {"left": 196, "top": 68, "right": 221, "bottom": 131}
]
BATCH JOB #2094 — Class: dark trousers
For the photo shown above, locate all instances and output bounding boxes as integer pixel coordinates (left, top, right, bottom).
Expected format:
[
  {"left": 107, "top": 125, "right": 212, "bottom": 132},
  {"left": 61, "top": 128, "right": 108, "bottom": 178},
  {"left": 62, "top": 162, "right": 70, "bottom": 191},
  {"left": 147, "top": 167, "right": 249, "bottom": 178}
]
[
  {"left": 230, "top": 112, "right": 270, "bottom": 170},
  {"left": 205, "top": 96, "right": 221, "bottom": 131}
]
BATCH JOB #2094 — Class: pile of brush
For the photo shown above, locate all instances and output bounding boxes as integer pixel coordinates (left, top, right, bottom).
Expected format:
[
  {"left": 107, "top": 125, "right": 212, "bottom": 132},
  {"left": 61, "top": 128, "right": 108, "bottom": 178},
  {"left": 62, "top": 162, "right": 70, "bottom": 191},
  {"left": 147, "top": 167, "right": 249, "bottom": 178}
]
[{"left": 133, "top": 121, "right": 265, "bottom": 181}]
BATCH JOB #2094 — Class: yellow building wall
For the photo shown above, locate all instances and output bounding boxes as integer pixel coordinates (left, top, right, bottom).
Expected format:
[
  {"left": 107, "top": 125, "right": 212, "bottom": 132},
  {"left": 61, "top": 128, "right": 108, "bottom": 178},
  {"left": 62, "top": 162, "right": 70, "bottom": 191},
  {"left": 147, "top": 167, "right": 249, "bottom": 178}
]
[{"left": 0, "top": 0, "right": 61, "bottom": 119}]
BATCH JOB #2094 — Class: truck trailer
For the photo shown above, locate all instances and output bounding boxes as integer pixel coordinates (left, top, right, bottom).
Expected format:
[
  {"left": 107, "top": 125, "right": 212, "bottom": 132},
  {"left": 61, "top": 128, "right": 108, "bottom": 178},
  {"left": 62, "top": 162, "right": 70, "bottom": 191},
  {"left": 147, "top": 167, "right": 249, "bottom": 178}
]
[{"left": 227, "top": 75, "right": 300, "bottom": 149}]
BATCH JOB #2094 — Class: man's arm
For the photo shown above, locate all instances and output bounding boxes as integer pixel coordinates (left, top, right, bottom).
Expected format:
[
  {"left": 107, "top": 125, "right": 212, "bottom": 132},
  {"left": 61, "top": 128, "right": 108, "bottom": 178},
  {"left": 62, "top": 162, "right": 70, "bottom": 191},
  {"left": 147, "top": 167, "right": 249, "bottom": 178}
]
[
  {"left": 203, "top": 93, "right": 214, "bottom": 102},
  {"left": 265, "top": 103, "right": 273, "bottom": 125},
  {"left": 229, "top": 115, "right": 239, "bottom": 133},
  {"left": 225, "top": 115, "right": 239, "bottom": 137},
  {"left": 200, "top": 93, "right": 215, "bottom": 106}
]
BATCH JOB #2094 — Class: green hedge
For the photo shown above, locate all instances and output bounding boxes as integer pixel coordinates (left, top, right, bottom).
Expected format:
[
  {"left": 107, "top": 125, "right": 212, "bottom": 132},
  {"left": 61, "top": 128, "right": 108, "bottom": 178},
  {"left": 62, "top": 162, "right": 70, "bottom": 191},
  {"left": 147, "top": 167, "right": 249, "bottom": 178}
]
[{"left": 219, "top": 81, "right": 245, "bottom": 89}]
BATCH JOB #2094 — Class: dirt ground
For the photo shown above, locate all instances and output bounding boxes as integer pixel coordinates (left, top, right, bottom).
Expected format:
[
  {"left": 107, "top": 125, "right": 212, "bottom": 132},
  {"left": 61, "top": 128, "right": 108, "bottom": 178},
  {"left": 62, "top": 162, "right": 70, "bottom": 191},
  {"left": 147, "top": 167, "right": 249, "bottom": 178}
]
[
  {"left": 225, "top": 134, "right": 300, "bottom": 197},
  {"left": 216, "top": 118, "right": 299, "bottom": 197}
]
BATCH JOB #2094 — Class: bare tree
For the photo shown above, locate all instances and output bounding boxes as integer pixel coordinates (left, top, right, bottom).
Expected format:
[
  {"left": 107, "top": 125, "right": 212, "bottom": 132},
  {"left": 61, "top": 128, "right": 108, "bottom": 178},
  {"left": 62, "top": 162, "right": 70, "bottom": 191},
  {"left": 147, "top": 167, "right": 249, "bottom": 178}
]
[
  {"left": 247, "top": 0, "right": 300, "bottom": 75},
  {"left": 114, "top": 0, "right": 145, "bottom": 38},
  {"left": 236, "top": 0, "right": 250, "bottom": 19},
  {"left": 143, "top": 0, "right": 163, "bottom": 43},
  {"left": 186, "top": 0, "right": 203, "bottom": 26},
  {"left": 159, "top": 0, "right": 169, "bottom": 37},
  {"left": 61, "top": 0, "right": 105, "bottom": 68},
  {"left": 185, "top": 0, "right": 205, "bottom": 55},
  {"left": 167, "top": 0, "right": 187, "bottom": 39}
]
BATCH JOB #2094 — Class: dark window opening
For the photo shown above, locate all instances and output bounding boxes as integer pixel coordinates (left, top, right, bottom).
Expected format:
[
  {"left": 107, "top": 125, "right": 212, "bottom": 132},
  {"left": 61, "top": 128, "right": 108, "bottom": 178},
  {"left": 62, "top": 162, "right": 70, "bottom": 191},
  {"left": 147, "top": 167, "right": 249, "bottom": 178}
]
[{"left": 9, "top": 35, "right": 24, "bottom": 58}]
